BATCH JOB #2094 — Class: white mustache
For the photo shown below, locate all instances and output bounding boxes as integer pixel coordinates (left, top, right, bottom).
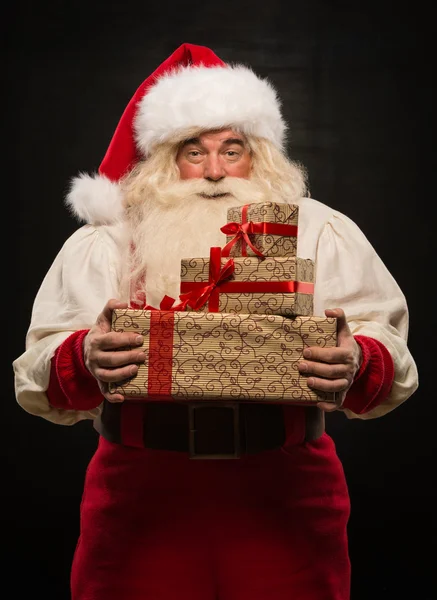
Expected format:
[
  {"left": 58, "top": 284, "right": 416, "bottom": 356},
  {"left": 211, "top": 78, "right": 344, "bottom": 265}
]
[{"left": 156, "top": 177, "right": 267, "bottom": 206}]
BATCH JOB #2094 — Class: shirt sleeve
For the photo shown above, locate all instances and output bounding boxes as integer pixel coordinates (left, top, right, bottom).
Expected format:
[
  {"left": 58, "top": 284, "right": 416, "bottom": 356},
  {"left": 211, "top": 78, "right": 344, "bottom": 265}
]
[
  {"left": 47, "top": 329, "right": 104, "bottom": 411},
  {"left": 342, "top": 334, "right": 395, "bottom": 414},
  {"left": 314, "top": 212, "right": 418, "bottom": 419},
  {"left": 13, "top": 224, "right": 122, "bottom": 425}
]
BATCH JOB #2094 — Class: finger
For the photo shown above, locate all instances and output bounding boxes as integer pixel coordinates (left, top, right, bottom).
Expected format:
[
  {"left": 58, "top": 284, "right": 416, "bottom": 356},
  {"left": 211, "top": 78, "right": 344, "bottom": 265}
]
[
  {"left": 317, "top": 401, "right": 341, "bottom": 412},
  {"left": 105, "top": 392, "right": 126, "bottom": 403},
  {"left": 318, "top": 389, "right": 346, "bottom": 412},
  {"left": 302, "top": 346, "right": 351, "bottom": 365},
  {"left": 95, "top": 363, "right": 140, "bottom": 383},
  {"left": 96, "top": 299, "right": 129, "bottom": 332},
  {"left": 103, "top": 298, "right": 129, "bottom": 318},
  {"left": 324, "top": 307, "right": 343, "bottom": 319},
  {"left": 325, "top": 307, "right": 353, "bottom": 345},
  {"left": 97, "top": 381, "right": 125, "bottom": 403},
  {"left": 306, "top": 376, "right": 349, "bottom": 393},
  {"left": 95, "top": 350, "right": 146, "bottom": 369},
  {"left": 298, "top": 360, "right": 350, "bottom": 380},
  {"left": 92, "top": 332, "right": 145, "bottom": 352}
]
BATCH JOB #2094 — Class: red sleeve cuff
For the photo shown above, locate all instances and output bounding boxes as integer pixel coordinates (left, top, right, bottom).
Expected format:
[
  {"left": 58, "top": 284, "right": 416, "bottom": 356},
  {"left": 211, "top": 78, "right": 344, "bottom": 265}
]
[
  {"left": 342, "top": 335, "right": 395, "bottom": 415},
  {"left": 47, "top": 330, "right": 103, "bottom": 411}
]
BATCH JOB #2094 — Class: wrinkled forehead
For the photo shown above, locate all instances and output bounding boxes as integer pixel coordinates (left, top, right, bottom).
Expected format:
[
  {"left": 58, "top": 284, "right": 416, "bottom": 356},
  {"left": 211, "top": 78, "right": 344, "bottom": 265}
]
[
  {"left": 186, "top": 128, "right": 245, "bottom": 141},
  {"left": 179, "top": 128, "right": 249, "bottom": 149}
]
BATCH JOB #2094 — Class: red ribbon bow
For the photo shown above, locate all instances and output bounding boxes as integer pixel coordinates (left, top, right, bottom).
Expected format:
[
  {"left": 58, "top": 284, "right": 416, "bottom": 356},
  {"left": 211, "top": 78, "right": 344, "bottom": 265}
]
[
  {"left": 141, "top": 247, "right": 234, "bottom": 313},
  {"left": 143, "top": 295, "right": 180, "bottom": 311},
  {"left": 177, "top": 246, "right": 235, "bottom": 311},
  {"left": 220, "top": 221, "right": 265, "bottom": 257},
  {"left": 220, "top": 204, "right": 298, "bottom": 258}
]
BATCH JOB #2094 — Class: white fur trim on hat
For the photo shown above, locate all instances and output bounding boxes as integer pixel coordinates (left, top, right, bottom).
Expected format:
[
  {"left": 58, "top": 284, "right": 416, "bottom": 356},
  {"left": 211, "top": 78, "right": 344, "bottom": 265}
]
[
  {"left": 65, "top": 173, "right": 124, "bottom": 225},
  {"left": 134, "top": 65, "right": 286, "bottom": 156}
]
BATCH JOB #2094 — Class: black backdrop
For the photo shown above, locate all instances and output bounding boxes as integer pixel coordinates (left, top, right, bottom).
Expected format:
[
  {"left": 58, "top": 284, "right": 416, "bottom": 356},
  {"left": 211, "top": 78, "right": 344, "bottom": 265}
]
[{"left": 6, "top": 2, "right": 434, "bottom": 599}]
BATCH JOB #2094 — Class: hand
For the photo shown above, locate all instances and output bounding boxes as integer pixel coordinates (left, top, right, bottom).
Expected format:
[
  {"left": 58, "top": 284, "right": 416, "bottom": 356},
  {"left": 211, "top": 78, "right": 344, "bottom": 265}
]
[
  {"left": 83, "top": 299, "right": 147, "bottom": 402},
  {"left": 297, "top": 308, "right": 362, "bottom": 412}
]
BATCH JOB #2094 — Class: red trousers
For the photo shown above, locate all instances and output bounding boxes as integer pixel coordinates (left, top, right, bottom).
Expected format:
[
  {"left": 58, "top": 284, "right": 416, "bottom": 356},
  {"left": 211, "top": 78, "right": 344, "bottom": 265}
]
[{"left": 71, "top": 433, "right": 350, "bottom": 600}]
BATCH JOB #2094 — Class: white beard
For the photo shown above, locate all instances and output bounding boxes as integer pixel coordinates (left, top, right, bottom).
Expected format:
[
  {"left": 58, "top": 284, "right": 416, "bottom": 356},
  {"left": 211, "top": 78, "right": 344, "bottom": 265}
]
[{"left": 124, "top": 177, "right": 285, "bottom": 308}]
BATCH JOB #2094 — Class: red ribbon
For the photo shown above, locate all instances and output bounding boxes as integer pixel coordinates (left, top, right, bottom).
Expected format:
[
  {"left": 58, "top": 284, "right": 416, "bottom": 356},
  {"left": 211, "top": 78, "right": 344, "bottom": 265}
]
[
  {"left": 141, "top": 248, "right": 235, "bottom": 313},
  {"left": 220, "top": 204, "right": 298, "bottom": 257},
  {"left": 179, "top": 246, "right": 314, "bottom": 312},
  {"left": 178, "top": 247, "right": 235, "bottom": 312},
  {"left": 147, "top": 310, "right": 175, "bottom": 401},
  {"left": 221, "top": 221, "right": 265, "bottom": 257},
  {"left": 143, "top": 295, "right": 179, "bottom": 311}
]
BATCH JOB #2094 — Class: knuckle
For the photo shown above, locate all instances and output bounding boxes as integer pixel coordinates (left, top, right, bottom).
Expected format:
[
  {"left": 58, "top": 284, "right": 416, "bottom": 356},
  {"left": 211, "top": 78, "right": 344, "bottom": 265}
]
[
  {"left": 334, "top": 365, "right": 346, "bottom": 378},
  {"left": 326, "top": 379, "right": 342, "bottom": 392},
  {"left": 310, "top": 377, "right": 325, "bottom": 391},
  {"left": 326, "top": 351, "right": 335, "bottom": 363},
  {"left": 90, "top": 335, "right": 102, "bottom": 351},
  {"left": 94, "top": 368, "right": 107, "bottom": 381},
  {"left": 106, "top": 332, "right": 118, "bottom": 347},
  {"left": 340, "top": 378, "right": 350, "bottom": 391},
  {"left": 323, "top": 349, "right": 334, "bottom": 363},
  {"left": 345, "top": 351, "right": 354, "bottom": 364},
  {"left": 106, "top": 353, "right": 118, "bottom": 368}
]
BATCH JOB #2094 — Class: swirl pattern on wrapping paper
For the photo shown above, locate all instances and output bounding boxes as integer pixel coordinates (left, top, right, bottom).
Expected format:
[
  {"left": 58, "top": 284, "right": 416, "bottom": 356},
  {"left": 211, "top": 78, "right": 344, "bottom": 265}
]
[
  {"left": 110, "top": 309, "right": 173, "bottom": 399},
  {"left": 225, "top": 236, "right": 297, "bottom": 258},
  {"left": 181, "top": 256, "right": 314, "bottom": 283},
  {"left": 217, "top": 292, "right": 313, "bottom": 317},
  {"left": 233, "top": 256, "right": 296, "bottom": 281},
  {"left": 171, "top": 313, "right": 336, "bottom": 402},
  {"left": 296, "top": 258, "right": 315, "bottom": 282},
  {"left": 109, "top": 310, "right": 336, "bottom": 404},
  {"left": 112, "top": 309, "right": 152, "bottom": 336},
  {"left": 180, "top": 257, "right": 211, "bottom": 281},
  {"left": 227, "top": 202, "right": 299, "bottom": 225},
  {"left": 180, "top": 256, "right": 314, "bottom": 316},
  {"left": 226, "top": 202, "right": 299, "bottom": 258}
]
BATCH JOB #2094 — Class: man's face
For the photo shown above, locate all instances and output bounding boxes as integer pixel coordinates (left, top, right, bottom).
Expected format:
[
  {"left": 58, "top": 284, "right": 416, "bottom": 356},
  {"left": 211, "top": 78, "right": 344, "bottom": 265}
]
[
  {"left": 175, "top": 129, "right": 252, "bottom": 196},
  {"left": 125, "top": 129, "right": 292, "bottom": 307}
]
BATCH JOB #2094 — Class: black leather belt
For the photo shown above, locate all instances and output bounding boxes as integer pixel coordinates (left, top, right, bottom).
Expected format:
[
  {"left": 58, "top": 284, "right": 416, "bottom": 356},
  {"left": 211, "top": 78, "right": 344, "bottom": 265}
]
[{"left": 94, "top": 401, "right": 324, "bottom": 459}]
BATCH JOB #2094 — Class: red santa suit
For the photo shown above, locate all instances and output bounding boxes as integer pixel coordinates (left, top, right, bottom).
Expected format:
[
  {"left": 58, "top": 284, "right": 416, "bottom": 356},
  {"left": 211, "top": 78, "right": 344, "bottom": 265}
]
[{"left": 13, "top": 43, "right": 418, "bottom": 600}]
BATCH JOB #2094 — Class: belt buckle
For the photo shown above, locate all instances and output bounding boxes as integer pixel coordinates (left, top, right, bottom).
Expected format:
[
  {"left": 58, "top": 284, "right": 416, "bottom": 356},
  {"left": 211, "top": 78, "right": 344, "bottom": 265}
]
[{"left": 188, "top": 403, "right": 241, "bottom": 460}]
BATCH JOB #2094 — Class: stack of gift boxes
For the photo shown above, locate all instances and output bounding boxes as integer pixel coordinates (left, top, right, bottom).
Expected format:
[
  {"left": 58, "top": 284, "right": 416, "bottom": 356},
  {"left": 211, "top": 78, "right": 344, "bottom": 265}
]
[{"left": 110, "top": 201, "right": 336, "bottom": 405}]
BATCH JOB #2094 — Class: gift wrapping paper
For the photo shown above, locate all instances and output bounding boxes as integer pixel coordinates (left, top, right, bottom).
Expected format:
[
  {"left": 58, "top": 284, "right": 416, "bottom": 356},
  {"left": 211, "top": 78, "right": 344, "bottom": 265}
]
[
  {"left": 222, "top": 201, "right": 299, "bottom": 258},
  {"left": 109, "top": 309, "right": 337, "bottom": 404},
  {"left": 180, "top": 253, "right": 315, "bottom": 317}
]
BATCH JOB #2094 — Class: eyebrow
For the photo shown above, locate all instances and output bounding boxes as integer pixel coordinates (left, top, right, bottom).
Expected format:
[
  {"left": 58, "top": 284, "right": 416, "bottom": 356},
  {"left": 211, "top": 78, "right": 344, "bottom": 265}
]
[{"left": 182, "top": 137, "right": 245, "bottom": 148}]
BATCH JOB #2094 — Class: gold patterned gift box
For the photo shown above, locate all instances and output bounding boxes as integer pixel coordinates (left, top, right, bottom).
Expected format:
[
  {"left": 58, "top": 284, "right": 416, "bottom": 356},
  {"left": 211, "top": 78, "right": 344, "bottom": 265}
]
[
  {"left": 109, "top": 308, "right": 337, "bottom": 405},
  {"left": 221, "top": 201, "right": 299, "bottom": 258},
  {"left": 178, "top": 246, "right": 314, "bottom": 317}
]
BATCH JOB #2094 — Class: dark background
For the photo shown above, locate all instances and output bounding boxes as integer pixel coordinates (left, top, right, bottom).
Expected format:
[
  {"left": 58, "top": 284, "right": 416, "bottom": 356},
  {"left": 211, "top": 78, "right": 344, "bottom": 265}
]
[{"left": 6, "top": 1, "right": 434, "bottom": 599}]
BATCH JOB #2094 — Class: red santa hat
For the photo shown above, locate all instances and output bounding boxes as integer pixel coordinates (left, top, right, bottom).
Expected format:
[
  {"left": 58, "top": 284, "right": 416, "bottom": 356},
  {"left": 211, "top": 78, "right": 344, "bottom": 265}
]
[{"left": 66, "top": 43, "right": 287, "bottom": 225}]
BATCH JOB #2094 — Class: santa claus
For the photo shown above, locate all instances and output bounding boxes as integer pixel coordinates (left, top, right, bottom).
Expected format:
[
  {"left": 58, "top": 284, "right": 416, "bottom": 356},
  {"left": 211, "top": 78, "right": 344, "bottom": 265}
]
[{"left": 13, "top": 43, "right": 418, "bottom": 600}]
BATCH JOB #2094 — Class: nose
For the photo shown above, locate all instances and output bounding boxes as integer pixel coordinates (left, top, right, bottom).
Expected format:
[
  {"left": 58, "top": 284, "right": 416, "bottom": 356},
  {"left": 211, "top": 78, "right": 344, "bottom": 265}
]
[{"left": 203, "top": 155, "right": 226, "bottom": 181}]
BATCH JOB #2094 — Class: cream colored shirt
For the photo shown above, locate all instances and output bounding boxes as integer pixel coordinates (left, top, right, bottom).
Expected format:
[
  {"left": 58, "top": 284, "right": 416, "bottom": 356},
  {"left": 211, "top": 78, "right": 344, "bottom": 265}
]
[{"left": 13, "top": 197, "right": 419, "bottom": 425}]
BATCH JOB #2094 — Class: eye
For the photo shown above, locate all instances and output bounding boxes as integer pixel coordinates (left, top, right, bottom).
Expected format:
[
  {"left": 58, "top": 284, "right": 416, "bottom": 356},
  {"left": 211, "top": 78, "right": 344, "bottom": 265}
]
[{"left": 188, "top": 151, "right": 201, "bottom": 157}]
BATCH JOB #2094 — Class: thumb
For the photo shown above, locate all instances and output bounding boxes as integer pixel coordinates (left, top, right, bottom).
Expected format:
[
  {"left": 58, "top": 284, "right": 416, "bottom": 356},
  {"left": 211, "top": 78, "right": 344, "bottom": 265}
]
[
  {"left": 325, "top": 308, "right": 353, "bottom": 345},
  {"left": 97, "top": 298, "right": 129, "bottom": 333}
]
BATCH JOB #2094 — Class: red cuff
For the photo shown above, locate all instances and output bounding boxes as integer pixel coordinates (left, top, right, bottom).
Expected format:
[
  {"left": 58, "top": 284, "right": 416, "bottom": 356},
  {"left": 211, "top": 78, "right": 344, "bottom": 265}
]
[
  {"left": 47, "top": 330, "right": 103, "bottom": 411},
  {"left": 342, "top": 335, "right": 395, "bottom": 415}
]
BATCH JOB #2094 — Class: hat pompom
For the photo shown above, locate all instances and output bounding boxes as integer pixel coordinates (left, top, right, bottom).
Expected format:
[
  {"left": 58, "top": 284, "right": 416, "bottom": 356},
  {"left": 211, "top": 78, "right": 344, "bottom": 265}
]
[{"left": 65, "top": 173, "right": 123, "bottom": 225}]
